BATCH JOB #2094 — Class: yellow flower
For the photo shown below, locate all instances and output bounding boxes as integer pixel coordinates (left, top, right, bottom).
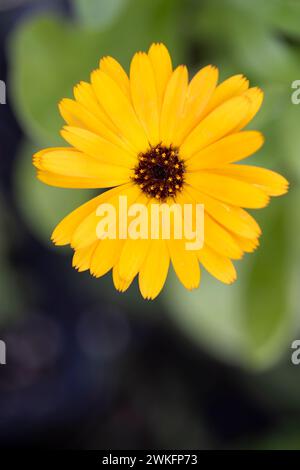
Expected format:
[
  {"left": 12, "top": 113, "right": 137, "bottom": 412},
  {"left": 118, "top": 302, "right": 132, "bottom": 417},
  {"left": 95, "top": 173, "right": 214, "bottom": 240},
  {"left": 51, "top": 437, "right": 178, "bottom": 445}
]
[{"left": 33, "top": 43, "right": 288, "bottom": 299}]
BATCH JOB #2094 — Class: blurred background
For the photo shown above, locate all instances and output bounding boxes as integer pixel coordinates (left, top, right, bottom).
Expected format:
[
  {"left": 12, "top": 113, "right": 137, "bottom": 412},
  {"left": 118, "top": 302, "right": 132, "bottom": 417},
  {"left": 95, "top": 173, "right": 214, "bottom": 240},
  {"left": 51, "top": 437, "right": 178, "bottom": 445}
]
[{"left": 0, "top": 0, "right": 299, "bottom": 450}]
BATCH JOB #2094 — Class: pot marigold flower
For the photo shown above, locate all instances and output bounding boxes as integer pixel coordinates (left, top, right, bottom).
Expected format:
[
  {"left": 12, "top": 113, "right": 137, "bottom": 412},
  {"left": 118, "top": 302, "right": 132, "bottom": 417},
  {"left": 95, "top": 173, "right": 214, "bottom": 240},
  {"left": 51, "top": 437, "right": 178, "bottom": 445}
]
[{"left": 33, "top": 43, "right": 288, "bottom": 299}]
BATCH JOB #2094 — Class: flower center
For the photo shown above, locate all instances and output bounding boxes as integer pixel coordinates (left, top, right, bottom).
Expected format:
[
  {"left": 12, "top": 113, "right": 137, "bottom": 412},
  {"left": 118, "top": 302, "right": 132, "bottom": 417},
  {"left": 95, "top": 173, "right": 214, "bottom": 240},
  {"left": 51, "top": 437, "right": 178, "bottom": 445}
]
[{"left": 133, "top": 144, "right": 185, "bottom": 201}]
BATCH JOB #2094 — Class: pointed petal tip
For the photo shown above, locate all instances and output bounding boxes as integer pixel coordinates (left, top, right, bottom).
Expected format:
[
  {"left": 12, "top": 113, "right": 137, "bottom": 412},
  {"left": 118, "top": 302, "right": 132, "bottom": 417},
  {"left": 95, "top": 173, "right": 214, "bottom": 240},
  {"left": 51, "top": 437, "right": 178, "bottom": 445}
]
[
  {"left": 51, "top": 233, "right": 67, "bottom": 247},
  {"left": 148, "top": 41, "right": 168, "bottom": 51},
  {"left": 32, "top": 154, "right": 41, "bottom": 169}
]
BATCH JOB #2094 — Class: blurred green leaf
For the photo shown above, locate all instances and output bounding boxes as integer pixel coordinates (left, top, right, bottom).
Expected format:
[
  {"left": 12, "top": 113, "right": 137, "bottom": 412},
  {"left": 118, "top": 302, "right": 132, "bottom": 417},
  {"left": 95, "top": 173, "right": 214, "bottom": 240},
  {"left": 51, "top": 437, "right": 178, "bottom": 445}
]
[
  {"left": 194, "top": 0, "right": 299, "bottom": 84},
  {"left": 8, "top": 15, "right": 105, "bottom": 145},
  {"left": 243, "top": 201, "right": 292, "bottom": 367},
  {"left": 73, "top": 0, "right": 128, "bottom": 31},
  {"left": 230, "top": 25, "right": 299, "bottom": 84},
  {"left": 250, "top": 84, "right": 288, "bottom": 129},
  {"left": 239, "top": 31, "right": 295, "bottom": 84},
  {"left": 270, "top": 0, "right": 300, "bottom": 38},
  {"left": 224, "top": 0, "right": 300, "bottom": 35},
  {"left": 279, "top": 99, "right": 300, "bottom": 182},
  {"left": 246, "top": 85, "right": 289, "bottom": 172},
  {"left": 286, "top": 187, "right": 300, "bottom": 333},
  {"left": 14, "top": 140, "right": 95, "bottom": 245}
]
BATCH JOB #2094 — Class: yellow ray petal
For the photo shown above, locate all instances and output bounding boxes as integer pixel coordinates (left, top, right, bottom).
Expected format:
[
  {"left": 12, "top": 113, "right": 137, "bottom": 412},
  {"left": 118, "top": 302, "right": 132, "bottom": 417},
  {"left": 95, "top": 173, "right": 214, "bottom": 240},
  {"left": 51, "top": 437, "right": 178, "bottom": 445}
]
[
  {"left": 89, "top": 180, "right": 127, "bottom": 277},
  {"left": 118, "top": 195, "right": 151, "bottom": 280},
  {"left": 236, "top": 87, "right": 264, "bottom": 131},
  {"left": 61, "top": 126, "right": 136, "bottom": 167},
  {"left": 176, "top": 188, "right": 243, "bottom": 259},
  {"left": 91, "top": 69, "right": 148, "bottom": 153},
  {"left": 74, "top": 81, "right": 103, "bottom": 115},
  {"left": 130, "top": 52, "right": 159, "bottom": 145},
  {"left": 204, "top": 213, "right": 243, "bottom": 259},
  {"left": 160, "top": 65, "right": 188, "bottom": 146},
  {"left": 180, "top": 95, "right": 250, "bottom": 159},
  {"left": 168, "top": 237, "right": 201, "bottom": 290},
  {"left": 186, "top": 131, "right": 264, "bottom": 169},
  {"left": 163, "top": 195, "right": 201, "bottom": 290},
  {"left": 36, "top": 169, "right": 129, "bottom": 189},
  {"left": 211, "top": 164, "right": 289, "bottom": 197},
  {"left": 72, "top": 242, "right": 98, "bottom": 272},
  {"left": 71, "top": 184, "right": 140, "bottom": 250},
  {"left": 138, "top": 239, "right": 170, "bottom": 299},
  {"left": 185, "top": 185, "right": 261, "bottom": 239},
  {"left": 99, "top": 55, "right": 130, "bottom": 99},
  {"left": 197, "top": 245, "right": 237, "bottom": 284},
  {"left": 148, "top": 42, "right": 172, "bottom": 111},
  {"left": 52, "top": 184, "right": 130, "bottom": 246},
  {"left": 59, "top": 98, "right": 134, "bottom": 154},
  {"left": 73, "top": 81, "right": 124, "bottom": 138},
  {"left": 186, "top": 171, "right": 269, "bottom": 208},
  {"left": 90, "top": 238, "right": 124, "bottom": 278},
  {"left": 204, "top": 74, "right": 249, "bottom": 116},
  {"left": 34, "top": 145, "right": 131, "bottom": 188},
  {"left": 118, "top": 238, "right": 151, "bottom": 281},
  {"left": 173, "top": 65, "right": 219, "bottom": 146},
  {"left": 112, "top": 265, "right": 134, "bottom": 293},
  {"left": 59, "top": 99, "right": 82, "bottom": 127},
  {"left": 232, "top": 233, "right": 260, "bottom": 253}
]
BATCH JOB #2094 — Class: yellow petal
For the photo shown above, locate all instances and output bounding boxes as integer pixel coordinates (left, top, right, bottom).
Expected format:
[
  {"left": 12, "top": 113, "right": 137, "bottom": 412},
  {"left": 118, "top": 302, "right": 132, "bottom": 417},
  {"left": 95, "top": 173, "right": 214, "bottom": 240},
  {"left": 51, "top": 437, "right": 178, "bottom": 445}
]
[
  {"left": 61, "top": 126, "right": 136, "bottom": 167},
  {"left": 52, "top": 184, "right": 130, "bottom": 246},
  {"left": 73, "top": 81, "right": 122, "bottom": 138},
  {"left": 99, "top": 55, "right": 130, "bottom": 99},
  {"left": 90, "top": 238, "right": 124, "bottom": 278},
  {"left": 204, "top": 74, "right": 249, "bottom": 116},
  {"left": 186, "top": 131, "right": 264, "bottom": 169},
  {"left": 34, "top": 146, "right": 131, "bottom": 189},
  {"left": 168, "top": 237, "right": 201, "bottom": 290},
  {"left": 89, "top": 179, "right": 129, "bottom": 277},
  {"left": 177, "top": 188, "right": 243, "bottom": 259},
  {"left": 130, "top": 52, "right": 159, "bottom": 145},
  {"left": 232, "top": 233, "right": 260, "bottom": 253},
  {"left": 163, "top": 194, "right": 200, "bottom": 289},
  {"left": 72, "top": 242, "right": 97, "bottom": 272},
  {"left": 160, "top": 65, "right": 188, "bottom": 146},
  {"left": 138, "top": 239, "right": 170, "bottom": 299},
  {"left": 186, "top": 171, "right": 269, "bottom": 208},
  {"left": 148, "top": 42, "right": 172, "bottom": 111},
  {"left": 236, "top": 87, "right": 264, "bottom": 131},
  {"left": 71, "top": 184, "right": 140, "bottom": 250},
  {"left": 173, "top": 65, "right": 219, "bottom": 146},
  {"left": 112, "top": 265, "right": 134, "bottom": 293},
  {"left": 181, "top": 95, "right": 250, "bottom": 159},
  {"left": 91, "top": 69, "right": 148, "bottom": 152},
  {"left": 59, "top": 98, "right": 134, "bottom": 153},
  {"left": 118, "top": 238, "right": 151, "bottom": 281},
  {"left": 197, "top": 245, "right": 237, "bottom": 284},
  {"left": 118, "top": 195, "right": 151, "bottom": 280},
  {"left": 36, "top": 170, "right": 128, "bottom": 189},
  {"left": 185, "top": 185, "right": 261, "bottom": 239},
  {"left": 204, "top": 213, "right": 243, "bottom": 259},
  {"left": 211, "top": 164, "right": 289, "bottom": 196}
]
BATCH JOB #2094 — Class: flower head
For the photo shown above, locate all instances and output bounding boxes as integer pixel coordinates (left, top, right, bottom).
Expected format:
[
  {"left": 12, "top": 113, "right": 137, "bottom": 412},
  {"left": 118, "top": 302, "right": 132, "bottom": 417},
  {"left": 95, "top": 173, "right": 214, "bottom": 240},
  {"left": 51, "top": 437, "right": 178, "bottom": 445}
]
[{"left": 33, "top": 43, "right": 288, "bottom": 299}]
